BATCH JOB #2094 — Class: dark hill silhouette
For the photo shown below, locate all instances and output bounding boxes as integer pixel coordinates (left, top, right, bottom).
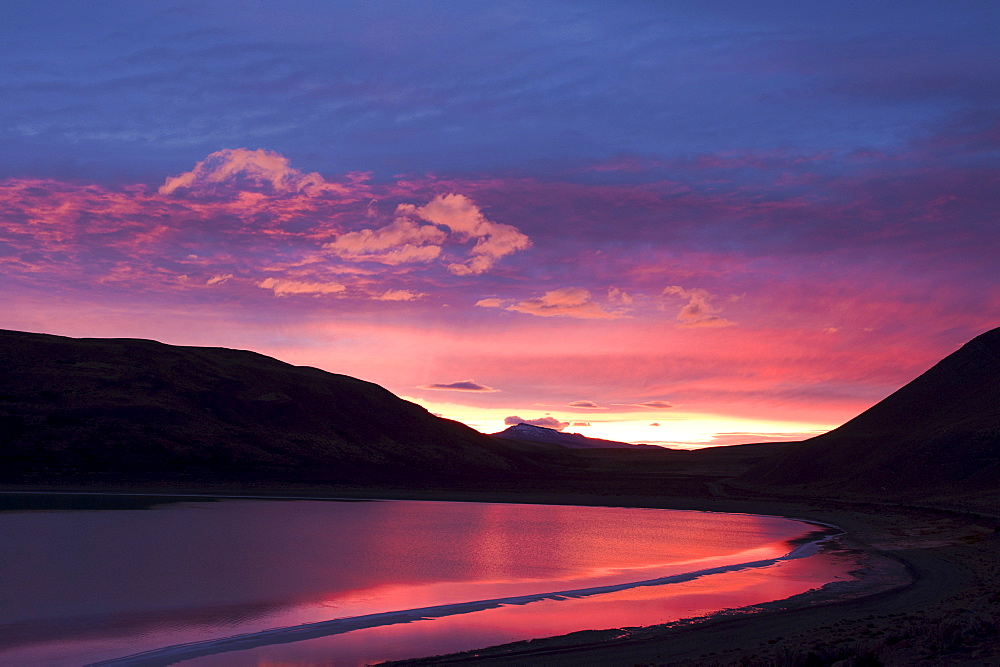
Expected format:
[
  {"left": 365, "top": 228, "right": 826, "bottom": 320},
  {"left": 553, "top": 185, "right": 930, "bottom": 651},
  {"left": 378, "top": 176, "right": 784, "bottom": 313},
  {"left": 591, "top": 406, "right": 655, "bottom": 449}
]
[
  {"left": 491, "top": 423, "right": 662, "bottom": 449},
  {"left": 0, "top": 329, "right": 540, "bottom": 483},
  {"left": 744, "top": 327, "right": 1000, "bottom": 496}
]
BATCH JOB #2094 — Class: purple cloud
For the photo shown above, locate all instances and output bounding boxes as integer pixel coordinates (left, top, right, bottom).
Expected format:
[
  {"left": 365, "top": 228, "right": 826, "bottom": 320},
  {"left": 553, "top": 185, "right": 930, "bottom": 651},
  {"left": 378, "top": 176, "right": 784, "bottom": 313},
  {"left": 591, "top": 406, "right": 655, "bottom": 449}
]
[
  {"left": 421, "top": 379, "right": 498, "bottom": 392},
  {"left": 504, "top": 415, "right": 569, "bottom": 431}
]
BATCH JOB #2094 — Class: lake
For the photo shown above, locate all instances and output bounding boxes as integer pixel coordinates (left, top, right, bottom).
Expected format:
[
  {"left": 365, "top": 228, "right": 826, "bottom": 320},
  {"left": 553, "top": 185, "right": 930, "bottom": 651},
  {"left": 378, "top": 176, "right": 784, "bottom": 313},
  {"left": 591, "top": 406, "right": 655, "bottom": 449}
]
[{"left": 0, "top": 494, "right": 856, "bottom": 665}]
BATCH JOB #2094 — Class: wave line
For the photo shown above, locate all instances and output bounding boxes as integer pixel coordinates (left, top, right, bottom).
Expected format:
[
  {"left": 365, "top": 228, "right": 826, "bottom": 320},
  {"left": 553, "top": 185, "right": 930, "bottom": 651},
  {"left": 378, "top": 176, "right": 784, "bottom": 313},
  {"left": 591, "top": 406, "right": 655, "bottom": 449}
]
[{"left": 90, "top": 533, "right": 836, "bottom": 666}]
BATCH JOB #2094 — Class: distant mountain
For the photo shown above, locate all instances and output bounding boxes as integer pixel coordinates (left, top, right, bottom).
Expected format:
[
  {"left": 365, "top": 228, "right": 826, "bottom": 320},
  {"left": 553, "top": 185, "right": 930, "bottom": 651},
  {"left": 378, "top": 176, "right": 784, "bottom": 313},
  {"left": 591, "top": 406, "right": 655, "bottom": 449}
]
[
  {"left": 492, "top": 423, "right": 661, "bottom": 450},
  {"left": 0, "top": 329, "right": 541, "bottom": 483},
  {"left": 744, "top": 328, "right": 1000, "bottom": 496}
]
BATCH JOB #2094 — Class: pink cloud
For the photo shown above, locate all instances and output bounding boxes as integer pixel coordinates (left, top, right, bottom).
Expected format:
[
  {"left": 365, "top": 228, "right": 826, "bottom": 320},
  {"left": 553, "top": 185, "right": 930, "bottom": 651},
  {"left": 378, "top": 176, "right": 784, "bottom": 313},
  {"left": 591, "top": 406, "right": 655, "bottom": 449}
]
[
  {"left": 375, "top": 289, "right": 424, "bottom": 301},
  {"left": 1, "top": 142, "right": 994, "bottom": 440},
  {"left": 662, "top": 286, "right": 736, "bottom": 328},
  {"left": 0, "top": 150, "right": 536, "bottom": 302},
  {"left": 323, "top": 193, "right": 531, "bottom": 272},
  {"left": 474, "top": 298, "right": 505, "bottom": 308},
  {"left": 257, "top": 277, "right": 346, "bottom": 296},
  {"left": 5, "top": 143, "right": 994, "bottom": 314},
  {"left": 337, "top": 295, "right": 987, "bottom": 426},
  {"left": 324, "top": 216, "right": 446, "bottom": 264},
  {"left": 480, "top": 287, "right": 630, "bottom": 320},
  {"left": 205, "top": 274, "right": 233, "bottom": 286},
  {"left": 413, "top": 194, "right": 531, "bottom": 275},
  {"left": 607, "top": 287, "right": 633, "bottom": 305},
  {"left": 159, "top": 148, "right": 335, "bottom": 196},
  {"left": 5, "top": 276, "right": 992, "bottom": 436}
]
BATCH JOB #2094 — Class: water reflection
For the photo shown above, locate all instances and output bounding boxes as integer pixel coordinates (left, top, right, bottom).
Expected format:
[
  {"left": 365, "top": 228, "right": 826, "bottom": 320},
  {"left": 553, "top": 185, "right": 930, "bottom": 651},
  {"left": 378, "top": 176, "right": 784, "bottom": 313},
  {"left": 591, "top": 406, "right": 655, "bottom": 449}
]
[
  {"left": 0, "top": 496, "right": 852, "bottom": 665},
  {"left": 202, "top": 551, "right": 854, "bottom": 667}
]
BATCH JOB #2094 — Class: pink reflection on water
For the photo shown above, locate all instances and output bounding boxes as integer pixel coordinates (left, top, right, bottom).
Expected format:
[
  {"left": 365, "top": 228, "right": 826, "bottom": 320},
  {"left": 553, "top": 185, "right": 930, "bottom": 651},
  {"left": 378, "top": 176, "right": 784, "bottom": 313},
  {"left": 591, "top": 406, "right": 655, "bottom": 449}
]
[
  {"left": 193, "top": 552, "right": 856, "bottom": 666},
  {"left": 0, "top": 498, "right": 852, "bottom": 666}
]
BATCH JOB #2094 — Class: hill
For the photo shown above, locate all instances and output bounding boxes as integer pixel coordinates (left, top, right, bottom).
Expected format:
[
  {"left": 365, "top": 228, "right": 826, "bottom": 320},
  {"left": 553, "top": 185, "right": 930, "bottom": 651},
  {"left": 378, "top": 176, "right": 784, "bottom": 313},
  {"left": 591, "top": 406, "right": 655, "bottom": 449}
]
[
  {"left": 0, "top": 329, "right": 540, "bottom": 484},
  {"left": 744, "top": 327, "right": 1000, "bottom": 498},
  {"left": 491, "top": 423, "right": 661, "bottom": 449}
]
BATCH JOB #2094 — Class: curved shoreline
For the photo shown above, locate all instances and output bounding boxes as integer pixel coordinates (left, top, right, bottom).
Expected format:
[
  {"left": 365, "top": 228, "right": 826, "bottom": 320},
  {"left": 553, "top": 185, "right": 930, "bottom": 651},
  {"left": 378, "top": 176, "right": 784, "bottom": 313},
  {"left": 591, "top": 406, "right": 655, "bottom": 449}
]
[
  {"left": 90, "top": 526, "right": 840, "bottom": 666},
  {"left": 387, "top": 543, "right": 914, "bottom": 666},
  {"left": 4, "top": 485, "right": 998, "bottom": 665},
  {"left": 379, "top": 495, "right": 996, "bottom": 666}
]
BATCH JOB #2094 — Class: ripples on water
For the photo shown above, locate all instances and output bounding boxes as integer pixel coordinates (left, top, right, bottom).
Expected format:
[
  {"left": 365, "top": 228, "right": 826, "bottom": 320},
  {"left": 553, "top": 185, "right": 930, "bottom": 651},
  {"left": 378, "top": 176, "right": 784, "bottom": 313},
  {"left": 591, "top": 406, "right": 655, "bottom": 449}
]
[{"left": 0, "top": 495, "right": 855, "bottom": 665}]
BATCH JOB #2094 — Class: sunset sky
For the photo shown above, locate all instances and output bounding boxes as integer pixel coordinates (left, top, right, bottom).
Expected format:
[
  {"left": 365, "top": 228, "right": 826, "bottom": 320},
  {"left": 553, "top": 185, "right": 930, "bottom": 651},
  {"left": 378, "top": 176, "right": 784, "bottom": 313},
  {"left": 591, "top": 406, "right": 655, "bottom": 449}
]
[{"left": 2, "top": 1, "right": 997, "bottom": 447}]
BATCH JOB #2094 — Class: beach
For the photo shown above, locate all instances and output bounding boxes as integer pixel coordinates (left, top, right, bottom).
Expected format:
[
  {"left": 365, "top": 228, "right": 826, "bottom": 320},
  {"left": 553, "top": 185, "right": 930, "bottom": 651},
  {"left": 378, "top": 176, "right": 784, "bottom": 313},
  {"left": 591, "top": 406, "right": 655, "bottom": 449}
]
[{"left": 378, "top": 492, "right": 1000, "bottom": 666}]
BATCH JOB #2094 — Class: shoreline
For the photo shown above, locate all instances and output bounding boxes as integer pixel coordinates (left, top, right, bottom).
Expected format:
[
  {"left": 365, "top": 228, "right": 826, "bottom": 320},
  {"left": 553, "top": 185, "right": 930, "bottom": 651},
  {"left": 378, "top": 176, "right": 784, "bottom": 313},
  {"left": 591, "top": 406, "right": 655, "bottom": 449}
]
[
  {"left": 4, "top": 483, "right": 999, "bottom": 665},
  {"left": 86, "top": 523, "right": 848, "bottom": 667},
  {"left": 378, "top": 492, "right": 1000, "bottom": 665},
  {"left": 387, "top": 533, "right": 913, "bottom": 666}
]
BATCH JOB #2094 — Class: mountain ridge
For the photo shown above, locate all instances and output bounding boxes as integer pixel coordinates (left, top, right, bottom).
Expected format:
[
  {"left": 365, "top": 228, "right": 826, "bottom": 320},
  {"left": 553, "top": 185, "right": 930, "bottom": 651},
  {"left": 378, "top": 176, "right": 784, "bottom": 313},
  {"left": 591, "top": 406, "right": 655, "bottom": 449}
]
[
  {"left": 492, "top": 422, "right": 663, "bottom": 450},
  {"left": 743, "top": 327, "right": 1000, "bottom": 496},
  {"left": 0, "top": 329, "right": 542, "bottom": 483}
]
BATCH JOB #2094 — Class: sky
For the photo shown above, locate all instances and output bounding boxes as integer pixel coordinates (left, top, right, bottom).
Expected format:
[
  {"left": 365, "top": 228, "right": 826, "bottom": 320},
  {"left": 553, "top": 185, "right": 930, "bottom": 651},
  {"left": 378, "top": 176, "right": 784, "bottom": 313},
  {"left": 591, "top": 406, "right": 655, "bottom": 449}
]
[{"left": 2, "top": 0, "right": 998, "bottom": 448}]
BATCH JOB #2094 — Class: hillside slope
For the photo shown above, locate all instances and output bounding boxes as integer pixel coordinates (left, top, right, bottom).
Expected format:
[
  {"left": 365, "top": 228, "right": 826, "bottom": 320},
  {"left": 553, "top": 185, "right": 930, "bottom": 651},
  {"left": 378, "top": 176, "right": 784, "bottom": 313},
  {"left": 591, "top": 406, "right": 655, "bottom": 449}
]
[
  {"left": 0, "top": 329, "right": 537, "bottom": 483},
  {"left": 744, "top": 327, "right": 1000, "bottom": 496},
  {"left": 491, "top": 423, "right": 661, "bottom": 449}
]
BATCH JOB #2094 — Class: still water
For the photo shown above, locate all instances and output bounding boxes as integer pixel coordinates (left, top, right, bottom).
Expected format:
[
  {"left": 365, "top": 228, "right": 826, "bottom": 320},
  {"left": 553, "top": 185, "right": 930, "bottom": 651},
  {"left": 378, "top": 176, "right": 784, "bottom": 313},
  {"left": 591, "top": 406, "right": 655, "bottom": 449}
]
[{"left": 0, "top": 495, "right": 854, "bottom": 665}]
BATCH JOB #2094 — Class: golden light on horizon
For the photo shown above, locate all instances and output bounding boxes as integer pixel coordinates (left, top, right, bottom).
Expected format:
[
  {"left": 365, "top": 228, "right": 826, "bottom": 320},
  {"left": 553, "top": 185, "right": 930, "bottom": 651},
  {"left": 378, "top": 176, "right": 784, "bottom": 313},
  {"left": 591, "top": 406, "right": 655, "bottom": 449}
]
[{"left": 402, "top": 395, "right": 833, "bottom": 449}]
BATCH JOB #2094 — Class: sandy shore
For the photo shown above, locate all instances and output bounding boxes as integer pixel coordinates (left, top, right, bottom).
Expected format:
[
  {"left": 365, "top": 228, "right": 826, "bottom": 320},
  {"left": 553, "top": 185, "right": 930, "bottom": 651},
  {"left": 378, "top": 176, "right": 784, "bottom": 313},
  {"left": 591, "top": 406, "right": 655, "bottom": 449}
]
[
  {"left": 372, "top": 492, "right": 1000, "bottom": 666},
  {"left": 5, "top": 483, "right": 999, "bottom": 665}
]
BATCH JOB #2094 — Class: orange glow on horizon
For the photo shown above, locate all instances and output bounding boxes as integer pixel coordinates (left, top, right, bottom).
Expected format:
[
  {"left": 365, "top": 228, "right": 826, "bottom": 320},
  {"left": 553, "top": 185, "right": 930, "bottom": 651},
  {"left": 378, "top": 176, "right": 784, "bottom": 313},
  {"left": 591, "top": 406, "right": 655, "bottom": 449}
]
[{"left": 402, "top": 395, "right": 834, "bottom": 448}]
